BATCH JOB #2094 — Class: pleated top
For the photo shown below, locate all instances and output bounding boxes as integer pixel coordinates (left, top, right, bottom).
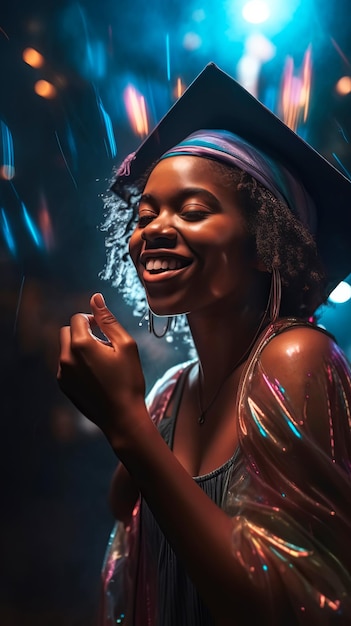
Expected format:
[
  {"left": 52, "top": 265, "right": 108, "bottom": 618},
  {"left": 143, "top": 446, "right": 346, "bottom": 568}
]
[{"left": 139, "top": 364, "right": 241, "bottom": 626}]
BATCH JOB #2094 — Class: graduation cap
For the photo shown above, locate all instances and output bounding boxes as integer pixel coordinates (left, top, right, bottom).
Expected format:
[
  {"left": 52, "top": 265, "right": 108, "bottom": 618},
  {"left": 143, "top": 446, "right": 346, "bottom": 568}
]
[{"left": 112, "top": 62, "right": 351, "bottom": 297}]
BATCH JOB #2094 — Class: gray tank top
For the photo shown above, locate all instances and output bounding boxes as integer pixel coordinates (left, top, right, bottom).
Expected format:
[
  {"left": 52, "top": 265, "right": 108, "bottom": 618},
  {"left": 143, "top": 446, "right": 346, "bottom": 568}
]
[{"left": 139, "top": 364, "right": 240, "bottom": 625}]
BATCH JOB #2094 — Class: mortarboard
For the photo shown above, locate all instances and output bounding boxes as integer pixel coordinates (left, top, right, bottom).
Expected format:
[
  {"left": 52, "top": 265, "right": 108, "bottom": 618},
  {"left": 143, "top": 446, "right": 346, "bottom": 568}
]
[{"left": 111, "top": 62, "right": 351, "bottom": 297}]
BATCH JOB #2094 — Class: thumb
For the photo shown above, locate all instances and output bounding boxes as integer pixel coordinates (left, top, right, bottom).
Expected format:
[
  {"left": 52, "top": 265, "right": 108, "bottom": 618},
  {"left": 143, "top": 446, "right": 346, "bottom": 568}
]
[
  {"left": 90, "top": 292, "right": 122, "bottom": 344},
  {"left": 91, "top": 292, "right": 107, "bottom": 311}
]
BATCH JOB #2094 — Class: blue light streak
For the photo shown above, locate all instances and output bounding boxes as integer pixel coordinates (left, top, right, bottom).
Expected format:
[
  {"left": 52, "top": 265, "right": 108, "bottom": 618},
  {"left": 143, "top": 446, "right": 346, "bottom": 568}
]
[
  {"left": 95, "top": 94, "right": 117, "bottom": 158},
  {"left": 22, "top": 202, "right": 42, "bottom": 247},
  {"left": 1, "top": 208, "right": 16, "bottom": 254},
  {"left": 166, "top": 33, "right": 171, "bottom": 81},
  {"left": 1, "top": 120, "right": 15, "bottom": 176},
  {"left": 332, "top": 153, "right": 351, "bottom": 179}
]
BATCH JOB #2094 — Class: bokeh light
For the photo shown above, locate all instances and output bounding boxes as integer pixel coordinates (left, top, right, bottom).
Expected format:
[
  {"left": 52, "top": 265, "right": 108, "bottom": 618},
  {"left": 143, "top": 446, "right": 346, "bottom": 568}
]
[
  {"left": 34, "top": 79, "right": 57, "bottom": 99},
  {"left": 336, "top": 76, "right": 351, "bottom": 95},
  {"left": 242, "top": 0, "right": 270, "bottom": 24},
  {"left": 123, "top": 85, "right": 149, "bottom": 137},
  {"left": 0, "top": 165, "right": 15, "bottom": 180},
  {"left": 22, "top": 47, "right": 45, "bottom": 68},
  {"left": 328, "top": 281, "right": 351, "bottom": 304}
]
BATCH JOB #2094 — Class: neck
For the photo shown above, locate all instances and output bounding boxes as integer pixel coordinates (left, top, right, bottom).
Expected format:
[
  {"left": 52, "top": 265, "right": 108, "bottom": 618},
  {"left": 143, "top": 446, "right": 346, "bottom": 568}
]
[{"left": 187, "top": 286, "right": 269, "bottom": 388}]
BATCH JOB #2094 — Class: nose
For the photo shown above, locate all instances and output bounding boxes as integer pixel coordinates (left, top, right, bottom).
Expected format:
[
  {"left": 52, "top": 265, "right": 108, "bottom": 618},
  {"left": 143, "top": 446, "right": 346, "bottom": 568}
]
[{"left": 141, "top": 212, "right": 177, "bottom": 248}]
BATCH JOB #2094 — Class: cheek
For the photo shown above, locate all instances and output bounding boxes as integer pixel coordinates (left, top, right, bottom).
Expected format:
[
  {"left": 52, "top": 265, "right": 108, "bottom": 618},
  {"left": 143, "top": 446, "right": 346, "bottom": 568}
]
[{"left": 128, "top": 230, "right": 141, "bottom": 268}]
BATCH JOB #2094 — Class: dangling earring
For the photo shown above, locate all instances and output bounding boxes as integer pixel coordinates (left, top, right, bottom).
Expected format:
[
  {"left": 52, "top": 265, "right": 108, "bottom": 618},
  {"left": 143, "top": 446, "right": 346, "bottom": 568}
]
[
  {"left": 148, "top": 310, "right": 173, "bottom": 338},
  {"left": 269, "top": 267, "right": 282, "bottom": 322}
]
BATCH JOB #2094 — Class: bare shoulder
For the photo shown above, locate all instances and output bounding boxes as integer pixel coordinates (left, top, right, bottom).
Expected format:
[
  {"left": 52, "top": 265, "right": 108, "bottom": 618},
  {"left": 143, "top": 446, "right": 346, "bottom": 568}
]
[{"left": 260, "top": 324, "right": 336, "bottom": 374}]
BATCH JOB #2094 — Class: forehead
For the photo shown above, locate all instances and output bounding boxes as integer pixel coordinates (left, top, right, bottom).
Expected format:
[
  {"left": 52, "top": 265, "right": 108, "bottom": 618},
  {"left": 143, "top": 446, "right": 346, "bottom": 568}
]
[{"left": 145, "top": 155, "right": 231, "bottom": 190}]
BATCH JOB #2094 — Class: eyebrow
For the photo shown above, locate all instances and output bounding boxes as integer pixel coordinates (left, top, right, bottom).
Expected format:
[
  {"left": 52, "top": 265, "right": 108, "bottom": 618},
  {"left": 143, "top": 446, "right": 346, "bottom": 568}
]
[{"left": 139, "top": 187, "right": 221, "bottom": 210}]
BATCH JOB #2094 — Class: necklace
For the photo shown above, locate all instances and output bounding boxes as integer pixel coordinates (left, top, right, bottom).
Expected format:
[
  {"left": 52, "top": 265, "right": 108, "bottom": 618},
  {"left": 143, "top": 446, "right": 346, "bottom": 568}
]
[
  {"left": 197, "top": 353, "right": 248, "bottom": 425},
  {"left": 196, "top": 312, "right": 269, "bottom": 425}
]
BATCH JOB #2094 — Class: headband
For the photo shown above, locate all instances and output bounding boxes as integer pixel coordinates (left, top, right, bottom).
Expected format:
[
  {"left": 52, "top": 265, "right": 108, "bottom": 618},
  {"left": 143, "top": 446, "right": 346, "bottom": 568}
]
[{"left": 159, "top": 129, "right": 317, "bottom": 235}]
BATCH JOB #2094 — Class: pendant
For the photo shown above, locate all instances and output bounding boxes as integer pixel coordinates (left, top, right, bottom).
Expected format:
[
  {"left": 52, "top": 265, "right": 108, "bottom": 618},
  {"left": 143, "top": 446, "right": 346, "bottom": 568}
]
[{"left": 198, "top": 414, "right": 205, "bottom": 425}]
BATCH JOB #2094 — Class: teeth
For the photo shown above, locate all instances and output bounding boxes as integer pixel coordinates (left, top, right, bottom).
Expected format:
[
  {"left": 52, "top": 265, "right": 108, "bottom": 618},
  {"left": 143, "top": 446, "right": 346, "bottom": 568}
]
[{"left": 145, "top": 257, "right": 183, "bottom": 271}]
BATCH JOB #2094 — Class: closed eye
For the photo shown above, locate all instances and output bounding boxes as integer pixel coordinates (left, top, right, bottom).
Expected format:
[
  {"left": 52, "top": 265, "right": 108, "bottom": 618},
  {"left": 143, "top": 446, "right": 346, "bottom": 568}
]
[
  {"left": 180, "top": 202, "right": 214, "bottom": 221},
  {"left": 138, "top": 212, "right": 156, "bottom": 227}
]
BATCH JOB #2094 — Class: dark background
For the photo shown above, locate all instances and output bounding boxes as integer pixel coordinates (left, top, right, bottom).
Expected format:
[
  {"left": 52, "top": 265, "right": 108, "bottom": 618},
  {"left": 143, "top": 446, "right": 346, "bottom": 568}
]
[{"left": 1, "top": 1, "right": 351, "bottom": 624}]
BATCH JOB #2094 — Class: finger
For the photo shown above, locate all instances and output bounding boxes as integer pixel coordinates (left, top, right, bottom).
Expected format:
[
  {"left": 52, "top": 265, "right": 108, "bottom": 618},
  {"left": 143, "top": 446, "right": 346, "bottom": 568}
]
[
  {"left": 89, "top": 292, "right": 126, "bottom": 349},
  {"left": 86, "top": 313, "right": 112, "bottom": 345},
  {"left": 69, "top": 313, "right": 97, "bottom": 353},
  {"left": 59, "top": 326, "right": 72, "bottom": 362}
]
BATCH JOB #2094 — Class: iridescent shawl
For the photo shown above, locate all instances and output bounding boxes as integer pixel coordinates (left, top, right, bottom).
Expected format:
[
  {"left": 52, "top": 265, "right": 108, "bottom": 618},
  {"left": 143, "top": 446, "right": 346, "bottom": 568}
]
[{"left": 99, "top": 319, "right": 351, "bottom": 625}]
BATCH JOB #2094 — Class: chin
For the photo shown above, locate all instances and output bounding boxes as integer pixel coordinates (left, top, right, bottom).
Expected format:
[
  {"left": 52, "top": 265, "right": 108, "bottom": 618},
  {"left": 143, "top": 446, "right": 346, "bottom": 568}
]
[{"left": 148, "top": 301, "right": 190, "bottom": 318}]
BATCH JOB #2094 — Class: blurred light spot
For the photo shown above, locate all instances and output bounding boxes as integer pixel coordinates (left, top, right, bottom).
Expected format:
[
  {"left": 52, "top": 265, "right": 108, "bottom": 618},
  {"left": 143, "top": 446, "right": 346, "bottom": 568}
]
[
  {"left": 55, "top": 75, "right": 68, "bottom": 89},
  {"left": 22, "top": 202, "right": 42, "bottom": 247},
  {"left": 34, "top": 80, "right": 57, "bottom": 99},
  {"left": 1, "top": 121, "right": 15, "bottom": 179},
  {"left": 328, "top": 281, "right": 351, "bottom": 304},
  {"left": 38, "top": 194, "right": 55, "bottom": 251},
  {"left": 1, "top": 208, "right": 16, "bottom": 254},
  {"left": 237, "top": 34, "right": 275, "bottom": 97},
  {"left": 279, "top": 45, "right": 312, "bottom": 131},
  {"left": 242, "top": 0, "right": 270, "bottom": 24},
  {"left": 174, "top": 77, "right": 186, "bottom": 99},
  {"left": 183, "top": 32, "right": 202, "bottom": 51},
  {"left": 336, "top": 76, "right": 351, "bottom": 95},
  {"left": 22, "top": 47, "right": 44, "bottom": 68},
  {"left": 123, "top": 85, "right": 149, "bottom": 137},
  {"left": 192, "top": 9, "right": 206, "bottom": 22},
  {"left": 1, "top": 165, "right": 15, "bottom": 180},
  {"left": 27, "top": 19, "right": 44, "bottom": 35},
  {"left": 192, "top": 9, "right": 206, "bottom": 21},
  {"left": 245, "top": 32, "right": 275, "bottom": 61}
]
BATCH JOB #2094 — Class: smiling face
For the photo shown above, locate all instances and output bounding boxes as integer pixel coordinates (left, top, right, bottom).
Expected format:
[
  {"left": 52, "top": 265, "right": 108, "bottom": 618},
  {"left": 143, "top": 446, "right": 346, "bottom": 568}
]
[{"left": 129, "top": 156, "right": 263, "bottom": 317}]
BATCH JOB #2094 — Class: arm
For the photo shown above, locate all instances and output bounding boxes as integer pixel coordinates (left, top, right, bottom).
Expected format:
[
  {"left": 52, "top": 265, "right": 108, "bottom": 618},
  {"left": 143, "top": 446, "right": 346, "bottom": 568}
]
[
  {"left": 58, "top": 294, "right": 282, "bottom": 626},
  {"left": 108, "top": 462, "right": 139, "bottom": 524},
  {"left": 108, "top": 364, "right": 184, "bottom": 524}
]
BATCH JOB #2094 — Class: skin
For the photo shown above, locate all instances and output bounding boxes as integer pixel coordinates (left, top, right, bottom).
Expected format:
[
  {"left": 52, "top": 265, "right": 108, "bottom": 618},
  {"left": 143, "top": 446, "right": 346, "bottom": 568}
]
[{"left": 58, "top": 156, "right": 335, "bottom": 624}]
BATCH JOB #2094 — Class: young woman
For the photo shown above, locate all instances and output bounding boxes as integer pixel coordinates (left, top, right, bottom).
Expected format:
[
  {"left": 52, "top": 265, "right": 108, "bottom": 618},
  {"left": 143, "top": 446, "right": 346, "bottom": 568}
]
[{"left": 58, "top": 64, "right": 351, "bottom": 625}]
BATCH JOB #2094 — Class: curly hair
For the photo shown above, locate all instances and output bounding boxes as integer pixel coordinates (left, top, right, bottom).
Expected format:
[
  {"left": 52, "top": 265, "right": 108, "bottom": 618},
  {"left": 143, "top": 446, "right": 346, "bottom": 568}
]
[
  {"left": 209, "top": 161, "right": 328, "bottom": 317},
  {"left": 99, "top": 157, "right": 328, "bottom": 350}
]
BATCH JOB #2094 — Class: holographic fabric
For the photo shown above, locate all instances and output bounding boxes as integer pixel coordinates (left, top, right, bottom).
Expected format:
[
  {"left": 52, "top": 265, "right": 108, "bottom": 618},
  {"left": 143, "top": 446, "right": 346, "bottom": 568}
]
[{"left": 99, "top": 319, "right": 351, "bottom": 625}]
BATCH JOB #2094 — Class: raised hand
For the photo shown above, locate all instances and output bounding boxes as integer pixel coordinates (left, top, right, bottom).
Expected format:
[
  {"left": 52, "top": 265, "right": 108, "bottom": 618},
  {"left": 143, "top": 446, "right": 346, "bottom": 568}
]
[{"left": 57, "top": 293, "right": 147, "bottom": 439}]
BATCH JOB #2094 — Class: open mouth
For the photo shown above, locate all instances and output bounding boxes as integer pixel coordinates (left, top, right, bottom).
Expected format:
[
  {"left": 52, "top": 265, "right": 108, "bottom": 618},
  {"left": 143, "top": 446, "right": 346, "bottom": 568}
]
[{"left": 143, "top": 256, "right": 192, "bottom": 274}]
